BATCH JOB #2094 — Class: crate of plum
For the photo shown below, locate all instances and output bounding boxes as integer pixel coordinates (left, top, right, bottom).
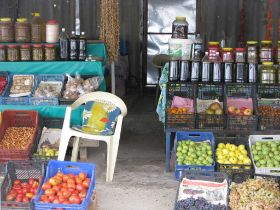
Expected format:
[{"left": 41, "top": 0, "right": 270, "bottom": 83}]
[
  {"left": 174, "top": 170, "right": 228, "bottom": 210},
  {"left": 0, "top": 160, "right": 45, "bottom": 210},
  {"left": 196, "top": 84, "right": 225, "bottom": 130},
  {"left": 174, "top": 132, "right": 215, "bottom": 180},
  {"left": 226, "top": 97, "right": 258, "bottom": 131},
  {"left": 34, "top": 160, "right": 96, "bottom": 210},
  {"left": 215, "top": 136, "right": 253, "bottom": 182},
  {"left": 0, "top": 110, "right": 39, "bottom": 161},
  {"left": 257, "top": 99, "right": 280, "bottom": 130},
  {"left": 249, "top": 135, "right": 280, "bottom": 176},
  {"left": 166, "top": 82, "right": 196, "bottom": 130}
]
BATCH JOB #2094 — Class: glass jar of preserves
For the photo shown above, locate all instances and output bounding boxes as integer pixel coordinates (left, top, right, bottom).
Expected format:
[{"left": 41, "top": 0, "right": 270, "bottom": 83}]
[
  {"left": 7, "top": 44, "right": 19, "bottom": 61},
  {"left": 277, "top": 41, "right": 280, "bottom": 64},
  {"left": 222, "top": 48, "right": 234, "bottom": 62},
  {"left": 260, "top": 62, "right": 276, "bottom": 84},
  {"left": 235, "top": 48, "right": 246, "bottom": 63},
  {"left": 32, "top": 44, "right": 44, "bottom": 61},
  {"left": 0, "top": 44, "right": 6, "bottom": 61},
  {"left": 208, "top": 41, "right": 219, "bottom": 61},
  {"left": 20, "top": 44, "right": 31, "bottom": 61},
  {"left": 45, "top": 44, "right": 56, "bottom": 61},
  {"left": 260, "top": 40, "right": 273, "bottom": 63},
  {"left": 15, "top": 18, "right": 31, "bottom": 43},
  {"left": 222, "top": 48, "right": 234, "bottom": 83},
  {"left": 172, "top": 16, "right": 188, "bottom": 39},
  {"left": 247, "top": 41, "right": 258, "bottom": 63},
  {"left": 0, "top": 18, "right": 14, "bottom": 42}
]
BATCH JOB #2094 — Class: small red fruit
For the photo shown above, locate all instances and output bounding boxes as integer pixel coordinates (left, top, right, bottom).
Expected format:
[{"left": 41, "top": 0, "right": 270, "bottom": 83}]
[
  {"left": 22, "top": 197, "right": 29, "bottom": 203},
  {"left": 78, "top": 172, "right": 87, "bottom": 181}
]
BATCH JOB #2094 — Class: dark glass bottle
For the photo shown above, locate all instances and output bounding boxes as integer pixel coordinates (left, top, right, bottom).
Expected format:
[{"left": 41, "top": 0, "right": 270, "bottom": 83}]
[
  {"left": 70, "top": 31, "right": 78, "bottom": 61},
  {"left": 78, "top": 32, "right": 87, "bottom": 61}
]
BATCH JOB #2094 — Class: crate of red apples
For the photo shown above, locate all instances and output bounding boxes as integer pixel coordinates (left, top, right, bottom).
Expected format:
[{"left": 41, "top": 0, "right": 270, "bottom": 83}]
[{"left": 34, "top": 160, "right": 96, "bottom": 210}]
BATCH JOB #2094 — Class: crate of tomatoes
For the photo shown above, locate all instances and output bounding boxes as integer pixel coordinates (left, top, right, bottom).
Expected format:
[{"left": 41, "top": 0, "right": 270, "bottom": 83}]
[
  {"left": 0, "top": 160, "right": 45, "bottom": 210},
  {"left": 34, "top": 160, "right": 96, "bottom": 210}
]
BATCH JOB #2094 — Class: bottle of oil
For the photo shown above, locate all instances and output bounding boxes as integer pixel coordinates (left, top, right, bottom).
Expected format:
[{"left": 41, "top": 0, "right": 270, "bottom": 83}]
[{"left": 31, "top": 12, "right": 45, "bottom": 43}]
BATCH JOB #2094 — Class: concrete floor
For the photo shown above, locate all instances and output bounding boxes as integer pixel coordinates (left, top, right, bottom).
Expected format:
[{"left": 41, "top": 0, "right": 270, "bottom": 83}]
[{"left": 84, "top": 91, "right": 178, "bottom": 210}]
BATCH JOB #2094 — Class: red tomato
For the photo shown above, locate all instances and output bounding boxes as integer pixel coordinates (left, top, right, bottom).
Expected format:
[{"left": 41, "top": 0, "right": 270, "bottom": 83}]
[
  {"left": 49, "top": 177, "right": 60, "bottom": 186},
  {"left": 40, "top": 195, "right": 48, "bottom": 202},
  {"left": 52, "top": 185, "right": 60, "bottom": 193},
  {"left": 9, "top": 189, "right": 17, "bottom": 195},
  {"left": 45, "top": 189, "right": 56, "bottom": 196},
  {"left": 21, "top": 182, "right": 29, "bottom": 188},
  {"left": 62, "top": 175, "right": 69, "bottom": 183},
  {"left": 68, "top": 173, "right": 75, "bottom": 179},
  {"left": 62, "top": 200, "right": 70, "bottom": 204},
  {"left": 25, "top": 193, "right": 34, "bottom": 199},
  {"left": 67, "top": 178, "right": 75, "bottom": 185},
  {"left": 48, "top": 195, "right": 56, "bottom": 202},
  {"left": 67, "top": 187, "right": 75, "bottom": 193},
  {"left": 16, "top": 189, "right": 23, "bottom": 195},
  {"left": 78, "top": 190, "right": 87, "bottom": 199},
  {"left": 69, "top": 195, "right": 81, "bottom": 204},
  {"left": 82, "top": 178, "right": 90, "bottom": 189},
  {"left": 67, "top": 183, "right": 76, "bottom": 190},
  {"left": 22, "top": 188, "right": 28, "bottom": 194},
  {"left": 53, "top": 198, "right": 60, "bottom": 204},
  {"left": 58, "top": 196, "right": 65, "bottom": 203},
  {"left": 62, "top": 191, "right": 71, "bottom": 198},
  {"left": 57, "top": 191, "right": 63, "bottom": 197},
  {"left": 13, "top": 185, "right": 21, "bottom": 190},
  {"left": 56, "top": 172, "right": 64, "bottom": 177},
  {"left": 6, "top": 193, "right": 16, "bottom": 201},
  {"left": 42, "top": 182, "right": 52, "bottom": 191},
  {"left": 14, "top": 179, "right": 21, "bottom": 185},
  {"left": 22, "top": 197, "right": 29, "bottom": 203},
  {"left": 78, "top": 172, "right": 87, "bottom": 181},
  {"left": 28, "top": 178, "right": 35, "bottom": 186},
  {"left": 55, "top": 176, "right": 63, "bottom": 183},
  {"left": 75, "top": 176, "right": 83, "bottom": 184},
  {"left": 76, "top": 183, "right": 85, "bottom": 192},
  {"left": 62, "top": 183, "right": 68, "bottom": 188},
  {"left": 15, "top": 195, "right": 23, "bottom": 202},
  {"left": 32, "top": 181, "right": 39, "bottom": 189},
  {"left": 72, "top": 190, "right": 79, "bottom": 195}
]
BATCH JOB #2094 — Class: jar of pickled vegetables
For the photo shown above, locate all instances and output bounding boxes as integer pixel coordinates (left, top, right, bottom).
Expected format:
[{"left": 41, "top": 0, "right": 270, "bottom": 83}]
[
  {"left": 247, "top": 41, "right": 258, "bottom": 63},
  {"left": 260, "top": 62, "right": 276, "bottom": 84},
  {"left": 0, "top": 18, "right": 14, "bottom": 42},
  {"left": 32, "top": 44, "right": 44, "bottom": 61},
  {"left": 45, "top": 44, "right": 56, "bottom": 61},
  {"left": 222, "top": 48, "right": 234, "bottom": 62},
  {"left": 20, "top": 44, "right": 31, "bottom": 61},
  {"left": 235, "top": 48, "right": 246, "bottom": 63},
  {"left": 260, "top": 40, "right": 273, "bottom": 63},
  {"left": 7, "top": 44, "right": 19, "bottom": 61},
  {"left": 0, "top": 45, "right": 6, "bottom": 61},
  {"left": 15, "top": 18, "right": 31, "bottom": 43}
]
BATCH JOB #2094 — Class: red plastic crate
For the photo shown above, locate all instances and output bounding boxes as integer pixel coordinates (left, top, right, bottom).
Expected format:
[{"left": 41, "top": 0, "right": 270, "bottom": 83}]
[{"left": 0, "top": 110, "right": 39, "bottom": 161}]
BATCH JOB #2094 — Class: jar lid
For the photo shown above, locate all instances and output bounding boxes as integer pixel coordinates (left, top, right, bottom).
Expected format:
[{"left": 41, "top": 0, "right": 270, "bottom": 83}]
[
  {"left": 235, "top": 48, "right": 245, "bottom": 52},
  {"left": 247, "top": 41, "right": 258, "bottom": 44},
  {"left": 16, "top": 18, "right": 28, "bottom": 23},
  {"left": 208, "top": 42, "right": 219, "bottom": 45},
  {"left": 0, "top": 44, "right": 5, "bottom": 49},
  {"left": 33, "top": 12, "right": 40, "bottom": 17},
  {"left": 0, "top": 18, "right": 12, "bottom": 22},
  {"left": 223, "top": 48, "right": 233, "bottom": 51},
  {"left": 175, "top": 16, "right": 186, "bottom": 21},
  {"left": 47, "top": 20, "right": 58, "bottom": 25},
  {"left": 33, "top": 44, "right": 42, "bottom": 48},
  {"left": 263, "top": 62, "right": 274, "bottom": 65},
  {"left": 261, "top": 40, "right": 272, "bottom": 44},
  {"left": 45, "top": 44, "right": 56, "bottom": 48},
  {"left": 8, "top": 44, "right": 18, "bottom": 48},
  {"left": 21, "top": 44, "right": 31, "bottom": 48}
]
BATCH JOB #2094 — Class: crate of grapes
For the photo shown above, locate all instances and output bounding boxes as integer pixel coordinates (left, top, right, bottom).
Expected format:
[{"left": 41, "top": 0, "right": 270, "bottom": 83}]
[
  {"left": 174, "top": 132, "right": 215, "bottom": 180},
  {"left": 249, "top": 135, "right": 280, "bottom": 176}
]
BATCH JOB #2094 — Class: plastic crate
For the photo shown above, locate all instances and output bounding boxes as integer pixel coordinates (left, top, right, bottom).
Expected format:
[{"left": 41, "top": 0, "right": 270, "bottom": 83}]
[
  {"left": 0, "top": 110, "right": 39, "bottom": 161},
  {"left": 196, "top": 114, "right": 226, "bottom": 130},
  {"left": 34, "top": 160, "right": 96, "bottom": 210},
  {"left": 215, "top": 136, "right": 254, "bottom": 183},
  {"left": 166, "top": 82, "right": 196, "bottom": 129},
  {"left": 0, "top": 71, "right": 9, "bottom": 96},
  {"left": 257, "top": 84, "right": 280, "bottom": 99},
  {"left": 248, "top": 135, "right": 280, "bottom": 176},
  {"left": 257, "top": 99, "right": 280, "bottom": 130},
  {"left": 1, "top": 160, "right": 45, "bottom": 210},
  {"left": 197, "top": 83, "right": 224, "bottom": 101},
  {"left": 0, "top": 74, "right": 34, "bottom": 105},
  {"left": 174, "top": 132, "right": 215, "bottom": 180},
  {"left": 174, "top": 170, "right": 229, "bottom": 210},
  {"left": 227, "top": 115, "right": 258, "bottom": 131},
  {"left": 225, "top": 83, "right": 255, "bottom": 98},
  {"left": 31, "top": 74, "right": 65, "bottom": 106}
]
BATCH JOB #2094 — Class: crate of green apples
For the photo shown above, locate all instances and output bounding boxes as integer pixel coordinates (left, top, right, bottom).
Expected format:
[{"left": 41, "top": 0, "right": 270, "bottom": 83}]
[
  {"left": 174, "top": 132, "right": 215, "bottom": 180},
  {"left": 249, "top": 135, "right": 280, "bottom": 176}
]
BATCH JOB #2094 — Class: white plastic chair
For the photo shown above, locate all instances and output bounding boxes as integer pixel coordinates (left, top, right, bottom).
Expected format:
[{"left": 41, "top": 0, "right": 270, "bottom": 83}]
[{"left": 57, "top": 91, "right": 127, "bottom": 182}]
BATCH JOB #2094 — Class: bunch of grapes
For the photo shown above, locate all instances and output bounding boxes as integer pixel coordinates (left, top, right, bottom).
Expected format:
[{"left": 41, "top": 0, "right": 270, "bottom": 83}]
[{"left": 175, "top": 197, "right": 226, "bottom": 210}]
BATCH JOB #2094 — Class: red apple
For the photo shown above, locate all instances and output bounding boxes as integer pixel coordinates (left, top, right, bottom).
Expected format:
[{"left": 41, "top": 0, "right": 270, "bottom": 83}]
[{"left": 243, "top": 108, "right": 253, "bottom": 116}]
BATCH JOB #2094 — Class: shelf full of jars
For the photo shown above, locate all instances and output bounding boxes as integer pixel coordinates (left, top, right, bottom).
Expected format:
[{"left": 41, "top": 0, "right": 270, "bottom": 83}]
[
  {"left": 0, "top": 13, "right": 88, "bottom": 62},
  {"left": 166, "top": 39, "right": 280, "bottom": 132}
]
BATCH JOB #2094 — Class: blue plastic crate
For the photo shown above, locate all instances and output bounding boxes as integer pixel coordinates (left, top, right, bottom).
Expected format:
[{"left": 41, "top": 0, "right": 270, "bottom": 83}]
[
  {"left": 0, "top": 74, "right": 34, "bottom": 105},
  {"left": 174, "top": 132, "right": 216, "bottom": 180},
  {"left": 34, "top": 160, "right": 96, "bottom": 210},
  {"left": 31, "top": 74, "right": 65, "bottom": 106}
]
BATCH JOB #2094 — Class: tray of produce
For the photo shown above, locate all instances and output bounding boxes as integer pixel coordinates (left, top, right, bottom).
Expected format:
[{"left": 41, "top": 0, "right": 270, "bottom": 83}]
[
  {"left": 228, "top": 174, "right": 280, "bottom": 210},
  {"left": 30, "top": 74, "right": 65, "bottom": 106},
  {"left": 249, "top": 135, "right": 280, "bottom": 176},
  {"left": 257, "top": 99, "right": 280, "bottom": 130},
  {"left": 0, "top": 71, "right": 9, "bottom": 96},
  {"left": 215, "top": 136, "right": 253, "bottom": 183},
  {"left": 34, "top": 160, "right": 96, "bottom": 210},
  {"left": 166, "top": 83, "right": 196, "bottom": 129},
  {"left": 226, "top": 97, "right": 258, "bottom": 131},
  {"left": 59, "top": 74, "right": 104, "bottom": 105},
  {"left": 225, "top": 83, "right": 255, "bottom": 98},
  {"left": 174, "top": 170, "right": 228, "bottom": 210},
  {"left": 174, "top": 132, "right": 215, "bottom": 180},
  {"left": 0, "top": 110, "right": 39, "bottom": 161},
  {"left": 1, "top": 74, "right": 35, "bottom": 105},
  {"left": 196, "top": 84, "right": 225, "bottom": 130},
  {"left": 0, "top": 160, "right": 45, "bottom": 210}
]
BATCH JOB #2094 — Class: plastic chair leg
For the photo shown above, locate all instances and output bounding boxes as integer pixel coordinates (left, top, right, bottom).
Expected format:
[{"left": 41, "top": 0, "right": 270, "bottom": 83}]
[
  {"left": 58, "top": 132, "right": 72, "bottom": 161},
  {"left": 108, "top": 137, "right": 120, "bottom": 182},
  {"left": 106, "top": 141, "right": 111, "bottom": 182},
  {"left": 71, "top": 137, "right": 80, "bottom": 162}
]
